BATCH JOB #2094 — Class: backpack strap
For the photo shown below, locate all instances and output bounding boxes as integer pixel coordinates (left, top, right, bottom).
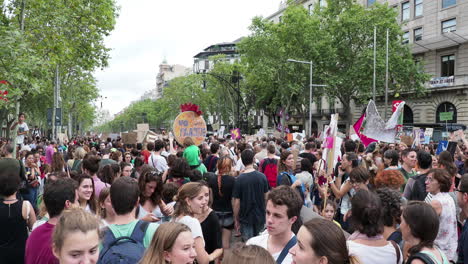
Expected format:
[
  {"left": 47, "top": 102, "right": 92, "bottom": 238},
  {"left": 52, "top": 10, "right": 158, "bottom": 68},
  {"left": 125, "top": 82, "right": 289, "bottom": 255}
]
[
  {"left": 100, "top": 226, "right": 116, "bottom": 253},
  {"left": 276, "top": 236, "right": 297, "bottom": 264},
  {"left": 390, "top": 241, "right": 401, "bottom": 264},
  {"left": 130, "top": 220, "right": 150, "bottom": 243},
  {"left": 406, "top": 252, "right": 436, "bottom": 264}
]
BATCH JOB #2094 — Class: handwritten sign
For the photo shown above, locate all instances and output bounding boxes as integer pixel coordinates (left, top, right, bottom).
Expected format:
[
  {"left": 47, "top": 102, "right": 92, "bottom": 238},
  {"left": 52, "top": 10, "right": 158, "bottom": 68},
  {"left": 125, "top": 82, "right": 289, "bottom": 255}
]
[{"left": 172, "top": 111, "right": 207, "bottom": 146}]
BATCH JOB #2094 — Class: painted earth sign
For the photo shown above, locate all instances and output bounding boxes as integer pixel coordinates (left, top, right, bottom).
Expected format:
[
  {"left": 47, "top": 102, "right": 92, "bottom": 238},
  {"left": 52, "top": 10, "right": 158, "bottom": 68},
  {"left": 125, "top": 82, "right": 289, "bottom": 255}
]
[{"left": 173, "top": 111, "right": 207, "bottom": 146}]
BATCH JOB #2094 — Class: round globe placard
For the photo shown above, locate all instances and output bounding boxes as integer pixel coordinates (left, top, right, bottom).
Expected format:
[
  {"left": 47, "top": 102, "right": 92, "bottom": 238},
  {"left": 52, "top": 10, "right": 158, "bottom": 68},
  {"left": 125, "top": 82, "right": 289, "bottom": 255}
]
[{"left": 172, "top": 111, "right": 207, "bottom": 146}]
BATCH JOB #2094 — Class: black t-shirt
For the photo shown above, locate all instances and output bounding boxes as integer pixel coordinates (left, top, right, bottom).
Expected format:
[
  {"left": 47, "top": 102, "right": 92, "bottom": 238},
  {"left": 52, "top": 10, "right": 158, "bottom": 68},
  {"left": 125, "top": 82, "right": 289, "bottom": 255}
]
[
  {"left": 200, "top": 210, "right": 222, "bottom": 262},
  {"left": 208, "top": 174, "right": 235, "bottom": 212},
  {"left": 232, "top": 171, "right": 269, "bottom": 225},
  {"left": 204, "top": 155, "right": 219, "bottom": 173},
  {"left": 409, "top": 173, "right": 428, "bottom": 201}
]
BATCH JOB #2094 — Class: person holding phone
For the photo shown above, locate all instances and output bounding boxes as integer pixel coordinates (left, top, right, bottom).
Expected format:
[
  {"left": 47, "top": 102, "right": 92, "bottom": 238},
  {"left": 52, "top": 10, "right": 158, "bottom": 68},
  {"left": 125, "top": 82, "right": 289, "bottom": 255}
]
[{"left": 10, "top": 112, "right": 29, "bottom": 149}]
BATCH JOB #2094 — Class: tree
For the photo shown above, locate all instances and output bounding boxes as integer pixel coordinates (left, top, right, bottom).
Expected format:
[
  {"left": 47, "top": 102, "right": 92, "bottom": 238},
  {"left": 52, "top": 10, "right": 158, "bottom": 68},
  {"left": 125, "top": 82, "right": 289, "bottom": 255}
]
[{"left": 238, "top": 0, "right": 429, "bottom": 131}]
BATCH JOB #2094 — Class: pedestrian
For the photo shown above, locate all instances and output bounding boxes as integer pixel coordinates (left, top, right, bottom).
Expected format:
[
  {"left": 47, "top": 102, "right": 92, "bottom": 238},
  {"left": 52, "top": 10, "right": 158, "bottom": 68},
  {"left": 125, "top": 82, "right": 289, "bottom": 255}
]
[
  {"left": 139, "top": 222, "right": 197, "bottom": 264},
  {"left": 402, "top": 201, "right": 449, "bottom": 264},
  {"left": 289, "top": 218, "right": 359, "bottom": 264},
  {"left": 97, "top": 187, "right": 115, "bottom": 227},
  {"left": 52, "top": 208, "right": 100, "bottom": 264}
]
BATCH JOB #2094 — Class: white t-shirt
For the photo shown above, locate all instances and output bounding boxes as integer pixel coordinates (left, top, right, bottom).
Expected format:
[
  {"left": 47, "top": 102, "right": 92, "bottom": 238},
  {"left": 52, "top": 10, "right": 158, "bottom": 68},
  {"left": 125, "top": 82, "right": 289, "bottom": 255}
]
[
  {"left": 149, "top": 153, "right": 168, "bottom": 172},
  {"left": 176, "top": 215, "right": 204, "bottom": 240},
  {"left": 16, "top": 122, "right": 29, "bottom": 144},
  {"left": 347, "top": 240, "right": 403, "bottom": 264},
  {"left": 246, "top": 232, "right": 294, "bottom": 264}
]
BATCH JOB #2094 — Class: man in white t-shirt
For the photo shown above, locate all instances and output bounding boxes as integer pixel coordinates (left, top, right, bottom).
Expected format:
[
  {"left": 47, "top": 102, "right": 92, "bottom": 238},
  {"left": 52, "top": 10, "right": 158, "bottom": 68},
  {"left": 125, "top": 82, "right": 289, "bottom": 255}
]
[
  {"left": 11, "top": 112, "right": 29, "bottom": 148},
  {"left": 246, "top": 185, "right": 303, "bottom": 264},
  {"left": 148, "top": 139, "right": 168, "bottom": 173}
]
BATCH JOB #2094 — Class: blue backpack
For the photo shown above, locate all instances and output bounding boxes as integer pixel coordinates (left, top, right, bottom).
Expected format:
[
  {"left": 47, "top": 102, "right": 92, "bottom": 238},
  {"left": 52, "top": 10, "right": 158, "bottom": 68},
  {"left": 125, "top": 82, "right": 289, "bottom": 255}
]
[{"left": 99, "top": 220, "right": 150, "bottom": 264}]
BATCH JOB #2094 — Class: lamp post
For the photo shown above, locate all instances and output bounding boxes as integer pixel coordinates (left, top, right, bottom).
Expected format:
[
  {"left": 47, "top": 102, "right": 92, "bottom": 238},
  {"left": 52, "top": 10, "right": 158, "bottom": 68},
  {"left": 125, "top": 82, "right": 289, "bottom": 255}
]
[{"left": 287, "top": 59, "right": 327, "bottom": 137}]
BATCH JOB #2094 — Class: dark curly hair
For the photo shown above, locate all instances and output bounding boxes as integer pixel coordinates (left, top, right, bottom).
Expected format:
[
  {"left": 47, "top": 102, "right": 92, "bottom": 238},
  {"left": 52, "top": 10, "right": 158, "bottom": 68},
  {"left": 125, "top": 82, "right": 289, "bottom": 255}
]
[{"left": 376, "top": 187, "right": 402, "bottom": 227}]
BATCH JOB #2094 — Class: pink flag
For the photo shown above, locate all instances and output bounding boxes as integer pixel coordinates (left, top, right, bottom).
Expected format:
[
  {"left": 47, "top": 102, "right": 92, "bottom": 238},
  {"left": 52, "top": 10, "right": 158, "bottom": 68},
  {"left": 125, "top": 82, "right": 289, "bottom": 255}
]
[{"left": 353, "top": 113, "right": 377, "bottom": 147}]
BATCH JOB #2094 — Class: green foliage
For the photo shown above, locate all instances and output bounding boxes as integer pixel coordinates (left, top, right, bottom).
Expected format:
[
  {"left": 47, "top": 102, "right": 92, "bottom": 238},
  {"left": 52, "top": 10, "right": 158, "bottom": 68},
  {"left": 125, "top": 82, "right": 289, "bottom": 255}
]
[
  {"left": 238, "top": 0, "right": 429, "bottom": 124},
  {"left": 0, "top": 0, "right": 118, "bottom": 135}
]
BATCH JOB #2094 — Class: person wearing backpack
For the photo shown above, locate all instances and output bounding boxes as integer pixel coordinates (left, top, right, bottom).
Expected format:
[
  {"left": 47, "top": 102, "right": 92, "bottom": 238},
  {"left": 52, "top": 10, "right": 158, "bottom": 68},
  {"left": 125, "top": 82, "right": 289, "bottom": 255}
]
[
  {"left": 403, "top": 151, "right": 432, "bottom": 201},
  {"left": 99, "top": 176, "right": 159, "bottom": 264},
  {"left": 259, "top": 144, "right": 279, "bottom": 189},
  {"left": 277, "top": 151, "right": 305, "bottom": 202}
]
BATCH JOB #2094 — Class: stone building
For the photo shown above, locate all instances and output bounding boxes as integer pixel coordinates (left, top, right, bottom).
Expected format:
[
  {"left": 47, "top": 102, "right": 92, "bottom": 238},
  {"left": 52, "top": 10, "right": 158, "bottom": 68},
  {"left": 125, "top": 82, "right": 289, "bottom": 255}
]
[
  {"left": 267, "top": 0, "right": 468, "bottom": 137},
  {"left": 155, "top": 60, "right": 191, "bottom": 99}
]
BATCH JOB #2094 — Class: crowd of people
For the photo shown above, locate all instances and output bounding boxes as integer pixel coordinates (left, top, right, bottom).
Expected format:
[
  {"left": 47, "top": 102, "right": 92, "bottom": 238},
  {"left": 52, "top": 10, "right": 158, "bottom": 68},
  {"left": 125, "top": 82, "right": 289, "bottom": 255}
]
[{"left": 2, "top": 116, "right": 468, "bottom": 264}]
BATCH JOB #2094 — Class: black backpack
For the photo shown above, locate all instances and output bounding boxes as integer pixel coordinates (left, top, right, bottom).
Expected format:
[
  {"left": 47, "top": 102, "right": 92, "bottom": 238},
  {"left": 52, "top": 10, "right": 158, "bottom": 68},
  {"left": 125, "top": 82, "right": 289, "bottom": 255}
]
[{"left": 410, "top": 173, "right": 428, "bottom": 201}]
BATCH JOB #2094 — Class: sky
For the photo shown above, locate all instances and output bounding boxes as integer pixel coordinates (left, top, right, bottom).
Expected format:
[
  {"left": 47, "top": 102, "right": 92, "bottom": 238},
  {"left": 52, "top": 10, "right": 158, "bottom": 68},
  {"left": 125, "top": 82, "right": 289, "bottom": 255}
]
[{"left": 95, "top": 0, "right": 281, "bottom": 116}]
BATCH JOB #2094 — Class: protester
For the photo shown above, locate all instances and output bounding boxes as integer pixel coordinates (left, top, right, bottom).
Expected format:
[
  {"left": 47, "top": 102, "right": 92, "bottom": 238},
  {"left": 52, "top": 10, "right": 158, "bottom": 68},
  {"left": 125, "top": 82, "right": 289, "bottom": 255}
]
[
  {"left": 149, "top": 140, "right": 169, "bottom": 172},
  {"left": 457, "top": 173, "right": 468, "bottom": 263},
  {"left": 97, "top": 187, "right": 115, "bottom": 227},
  {"left": 52, "top": 208, "right": 100, "bottom": 264},
  {"left": 259, "top": 144, "right": 279, "bottom": 188},
  {"left": 120, "top": 162, "right": 132, "bottom": 177},
  {"left": 402, "top": 201, "right": 449, "bottom": 264},
  {"left": 99, "top": 176, "right": 159, "bottom": 263},
  {"left": 289, "top": 218, "right": 359, "bottom": 264},
  {"left": 247, "top": 185, "right": 303, "bottom": 264},
  {"left": 222, "top": 244, "right": 276, "bottom": 264},
  {"left": 82, "top": 155, "right": 107, "bottom": 197},
  {"left": 0, "top": 171, "right": 36, "bottom": 264},
  {"left": 24, "top": 151, "right": 41, "bottom": 210},
  {"left": 204, "top": 142, "right": 220, "bottom": 173},
  {"left": 208, "top": 155, "right": 236, "bottom": 249},
  {"left": 74, "top": 174, "right": 98, "bottom": 214},
  {"left": 183, "top": 137, "right": 207, "bottom": 174},
  {"left": 376, "top": 187, "right": 403, "bottom": 245},
  {"left": 25, "top": 178, "right": 78, "bottom": 264},
  {"left": 197, "top": 190, "right": 223, "bottom": 264},
  {"left": 425, "top": 168, "right": 457, "bottom": 261},
  {"left": 347, "top": 189, "right": 402, "bottom": 264},
  {"left": 172, "top": 182, "right": 223, "bottom": 264},
  {"left": 404, "top": 151, "right": 432, "bottom": 201},
  {"left": 233, "top": 149, "right": 269, "bottom": 241},
  {"left": 138, "top": 169, "right": 172, "bottom": 223},
  {"left": 11, "top": 112, "right": 29, "bottom": 149},
  {"left": 140, "top": 222, "right": 197, "bottom": 264},
  {"left": 277, "top": 150, "right": 305, "bottom": 201}
]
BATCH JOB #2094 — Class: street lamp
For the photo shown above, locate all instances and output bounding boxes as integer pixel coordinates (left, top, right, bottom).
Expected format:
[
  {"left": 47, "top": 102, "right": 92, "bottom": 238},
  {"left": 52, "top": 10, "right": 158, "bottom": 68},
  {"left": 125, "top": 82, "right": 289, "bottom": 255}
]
[{"left": 287, "top": 59, "right": 327, "bottom": 137}]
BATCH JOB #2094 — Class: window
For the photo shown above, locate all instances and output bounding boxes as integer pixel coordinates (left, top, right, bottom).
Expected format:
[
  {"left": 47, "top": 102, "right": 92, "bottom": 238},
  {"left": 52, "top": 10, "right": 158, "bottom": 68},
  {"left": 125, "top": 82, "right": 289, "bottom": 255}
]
[
  {"left": 415, "top": 0, "right": 423, "bottom": 17},
  {"left": 442, "top": 0, "right": 456, "bottom": 9},
  {"left": 308, "top": 4, "right": 313, "bottom": 15},
  {"left": 402, "top": 31, "right": 409, "bottom": 44},
  {"left": 367, "top": 0, "right": 376, "bottom": 6},
  {"left": 402, "top": 2, "right": 410, "bottom": 21},
  {"left": 319, "top": 0, "right": 327, "bottom": 8},
  {"left": 441, "top": 55, "right": 455, "bottom": 77},
  {"left": 414, "top": 28, "right": 423, "bottom": 41},
  {"left": 442, "top": 18, "right": 456, "bottom": 33}
]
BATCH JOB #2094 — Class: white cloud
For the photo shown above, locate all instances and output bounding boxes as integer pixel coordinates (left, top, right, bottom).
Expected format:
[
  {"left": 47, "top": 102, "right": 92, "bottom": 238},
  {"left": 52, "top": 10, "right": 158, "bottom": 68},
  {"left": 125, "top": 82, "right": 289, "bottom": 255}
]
[{"left": 95, "top": 0, "right": 280, "bottom": 115}]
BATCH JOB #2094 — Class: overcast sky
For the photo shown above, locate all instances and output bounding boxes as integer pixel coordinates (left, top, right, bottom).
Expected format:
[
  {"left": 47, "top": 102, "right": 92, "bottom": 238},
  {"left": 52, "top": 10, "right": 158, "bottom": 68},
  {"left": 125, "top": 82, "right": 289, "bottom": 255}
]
[{"left": 95, "top": 0, "right": 280, "bottom": 116}]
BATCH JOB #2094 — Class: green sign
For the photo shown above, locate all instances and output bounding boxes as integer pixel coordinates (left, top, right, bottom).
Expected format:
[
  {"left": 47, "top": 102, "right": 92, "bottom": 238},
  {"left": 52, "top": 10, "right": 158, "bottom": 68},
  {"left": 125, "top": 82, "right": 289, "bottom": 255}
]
[{"left": 439, "top": 111, "right": 454, "bottom": 121}]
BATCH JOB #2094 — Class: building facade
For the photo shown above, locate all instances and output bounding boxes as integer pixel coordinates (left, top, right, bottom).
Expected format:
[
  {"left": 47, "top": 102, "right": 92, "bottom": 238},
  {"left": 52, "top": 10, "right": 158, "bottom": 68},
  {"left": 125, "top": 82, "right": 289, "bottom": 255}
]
[
  {"left": 267, "top": 0, "right": 468, "bottom": 135},
  {"left": 155, "top": 61, "right": 191, "bottom": 99}
]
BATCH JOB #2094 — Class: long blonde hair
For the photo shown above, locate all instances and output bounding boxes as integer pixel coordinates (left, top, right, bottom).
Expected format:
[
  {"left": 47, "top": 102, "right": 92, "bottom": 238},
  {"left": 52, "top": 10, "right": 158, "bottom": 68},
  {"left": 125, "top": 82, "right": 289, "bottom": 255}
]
[
  {"left": 52, "top": 208, "right": 100, "bottom": 253},
  {"left": 139, "top": 222, "right": 192, "bottom": 264}
]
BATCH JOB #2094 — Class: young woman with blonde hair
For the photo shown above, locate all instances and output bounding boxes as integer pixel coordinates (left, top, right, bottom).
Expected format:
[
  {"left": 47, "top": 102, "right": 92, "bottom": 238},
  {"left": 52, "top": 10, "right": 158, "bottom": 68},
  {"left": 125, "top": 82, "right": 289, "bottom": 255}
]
[{"left": 140, "top": 222, "right": 196, "bottom": 264}]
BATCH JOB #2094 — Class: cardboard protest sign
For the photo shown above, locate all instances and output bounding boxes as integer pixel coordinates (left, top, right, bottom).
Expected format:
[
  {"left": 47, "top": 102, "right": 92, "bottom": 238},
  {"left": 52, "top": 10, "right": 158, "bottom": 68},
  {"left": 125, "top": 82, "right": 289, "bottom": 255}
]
[
  {"left": 173, "top": 111, "right": 207, "bottom": 146},
  {"left": 400, "top": 136, "right": 413, "bottom": 147},
  {"left": 121, "top": 132, "right": 138, "bottom": 144},
  {"left": 136, "top": 123, "right": 149, "bottom": 131}
]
